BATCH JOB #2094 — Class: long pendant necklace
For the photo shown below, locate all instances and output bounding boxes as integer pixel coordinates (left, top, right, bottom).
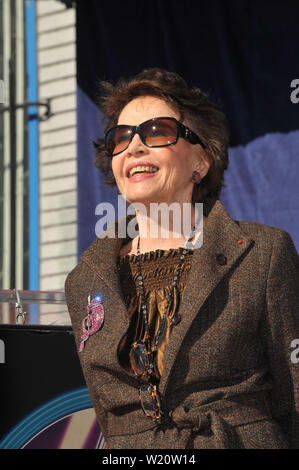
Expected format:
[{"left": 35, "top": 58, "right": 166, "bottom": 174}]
[{"left": 134, "top": 209, "right": 201, "bottom": 378}]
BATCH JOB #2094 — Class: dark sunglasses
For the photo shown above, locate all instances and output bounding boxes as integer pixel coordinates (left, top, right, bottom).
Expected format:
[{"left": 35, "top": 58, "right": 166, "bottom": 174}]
[
  {"left": 129, "top": 341, "right": 153, "bottom": 380},
  {"left": 129, "top": 341, "right": 164, "bottom": 422},
  {"left": 105, "top": 116, "right": 206, "bottom": 157},
  {"left": 139, "top": 383, "right": 164, "bottom": 422}
]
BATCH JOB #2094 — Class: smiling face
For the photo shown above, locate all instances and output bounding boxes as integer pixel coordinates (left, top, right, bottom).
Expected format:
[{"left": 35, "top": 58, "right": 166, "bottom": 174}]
[{"left": 111, "top": 96, "right": 210, "bottom": 208}]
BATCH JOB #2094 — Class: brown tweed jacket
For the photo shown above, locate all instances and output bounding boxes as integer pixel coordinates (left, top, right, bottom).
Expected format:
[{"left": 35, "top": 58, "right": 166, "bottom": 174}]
[{"left": 64, "top": 199, "right": 299, "bottom": 449}]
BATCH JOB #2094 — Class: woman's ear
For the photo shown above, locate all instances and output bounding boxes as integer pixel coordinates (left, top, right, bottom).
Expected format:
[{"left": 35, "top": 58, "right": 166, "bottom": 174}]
[{"left": 195, "top": 155, "right": 210, "bottom": 178}]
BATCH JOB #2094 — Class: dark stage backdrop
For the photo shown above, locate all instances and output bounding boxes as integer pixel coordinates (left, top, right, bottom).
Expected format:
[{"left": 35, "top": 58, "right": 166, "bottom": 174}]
[{"left": 75, "top": 0, "right": 299, "bottom": 256}]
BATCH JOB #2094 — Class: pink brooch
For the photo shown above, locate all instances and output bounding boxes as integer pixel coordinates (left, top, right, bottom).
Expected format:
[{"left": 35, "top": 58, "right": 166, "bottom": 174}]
[{"left": 79, "top": 295, "right": 104, "bottom": 352}]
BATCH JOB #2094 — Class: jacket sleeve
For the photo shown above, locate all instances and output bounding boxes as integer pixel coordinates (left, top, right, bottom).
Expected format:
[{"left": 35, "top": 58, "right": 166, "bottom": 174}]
[
  {"left": 263, "top": 229, "right": 299, "bottom": 448},
  {"left": 64, "top": 263, "right": 109, "bottom": 441}
]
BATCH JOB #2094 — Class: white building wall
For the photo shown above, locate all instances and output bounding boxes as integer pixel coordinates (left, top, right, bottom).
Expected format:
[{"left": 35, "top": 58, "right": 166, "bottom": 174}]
[{"left": 36, "top": 0, "right": 77, "bottom": 292}]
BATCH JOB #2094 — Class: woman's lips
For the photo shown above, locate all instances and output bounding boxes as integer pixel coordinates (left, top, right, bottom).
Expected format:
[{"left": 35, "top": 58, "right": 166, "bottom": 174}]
[{"left": 127, "top": 171, "right": 159, "bottom": 182}]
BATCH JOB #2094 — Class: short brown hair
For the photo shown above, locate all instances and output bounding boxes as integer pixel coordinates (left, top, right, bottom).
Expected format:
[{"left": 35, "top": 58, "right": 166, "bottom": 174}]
[{"left": 93, "top": 68, "right": 230, "bottom": 204}]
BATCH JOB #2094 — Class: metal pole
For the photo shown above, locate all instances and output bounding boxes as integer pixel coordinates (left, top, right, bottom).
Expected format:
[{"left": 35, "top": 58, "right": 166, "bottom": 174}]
[
  {"left": 2, "top": 0, "right": 11, "bottom": 290},
  {"left": 15, "top": 0, "right": 26, "bottom": 290},
  {"left": 9, "top": 0, "right": 16, "bottom": 289}
]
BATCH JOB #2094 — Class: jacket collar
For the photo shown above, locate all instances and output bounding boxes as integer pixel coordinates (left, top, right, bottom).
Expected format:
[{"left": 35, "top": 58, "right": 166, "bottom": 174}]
[{"left": 80, "top": 198, "right": 254, "bottom": 394}]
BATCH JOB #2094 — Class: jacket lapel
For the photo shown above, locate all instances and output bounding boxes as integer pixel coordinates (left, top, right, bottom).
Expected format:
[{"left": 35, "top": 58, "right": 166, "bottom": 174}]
[
  {"left": 80, "top": 200, "right": 254, "bottom": 393},
  {"left": 158, "top": 201, "right": 254, "bottom": 394}
]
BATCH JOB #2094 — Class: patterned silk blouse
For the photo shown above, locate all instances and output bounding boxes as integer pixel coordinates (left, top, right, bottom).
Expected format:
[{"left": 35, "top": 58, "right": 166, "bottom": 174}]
[{"left": 116, "top": 248, "right": 194, "bottom": 381}]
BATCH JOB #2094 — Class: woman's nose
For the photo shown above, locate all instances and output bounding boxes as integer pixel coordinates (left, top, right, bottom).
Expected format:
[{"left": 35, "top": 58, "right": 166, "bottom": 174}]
[{"left": 126, "top": 132, "right": 147, "bottom": 155}]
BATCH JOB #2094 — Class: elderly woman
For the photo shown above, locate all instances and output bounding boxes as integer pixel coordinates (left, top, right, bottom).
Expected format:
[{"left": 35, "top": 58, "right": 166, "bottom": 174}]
[{"left": 65, "top": 68, "right": 299, "bottom": 449}]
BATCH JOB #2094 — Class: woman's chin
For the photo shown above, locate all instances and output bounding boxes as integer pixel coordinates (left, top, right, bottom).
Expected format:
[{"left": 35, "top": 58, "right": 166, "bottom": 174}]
[{"left": 124, "top": 189, "right": 160, "bottom": 205}]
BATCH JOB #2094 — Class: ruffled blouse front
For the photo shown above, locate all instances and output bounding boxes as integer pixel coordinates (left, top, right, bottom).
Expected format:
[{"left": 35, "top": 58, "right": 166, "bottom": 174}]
[{"left": 116, "top": 248, "right": 194, "bottom": 381}]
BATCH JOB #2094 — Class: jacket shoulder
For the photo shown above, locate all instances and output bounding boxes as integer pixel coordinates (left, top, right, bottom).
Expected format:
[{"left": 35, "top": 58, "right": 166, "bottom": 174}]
[
  {"left": 65, "top": 261, "right": 87, "bottom": 293},
  {"left": 235, "top": 220, "right": 299, "bottom": 274},
  {"left": 64, "top": 261, "right": 95, "bottom": 311},
  {"left": 237, "top": 219, "right": 288, "bottom": 237},
  {"left": 236, "top": 220, "right": 297, "bottom": 253}
]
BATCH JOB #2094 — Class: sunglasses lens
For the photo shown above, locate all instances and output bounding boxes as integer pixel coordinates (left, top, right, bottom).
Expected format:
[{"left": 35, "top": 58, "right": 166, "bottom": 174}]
[
  {"left": 105, "top": 118, "right": 179, "bottom": 156},
  {"left": 129, "top": 342, "right": 149, "bottom": 377},
  {"left": 106, "top": 126, "right": 132, "bottom": 155},
  {"left": 139, "top": 383, "right": 160, "bottom": 419},
  {"left": 143, "top": 119, "right": 178, "bottom": 147}
]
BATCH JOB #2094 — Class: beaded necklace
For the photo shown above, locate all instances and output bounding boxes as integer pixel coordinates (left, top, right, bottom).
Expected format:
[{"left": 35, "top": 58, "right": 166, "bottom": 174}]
[{"left": 134, "top": 211, "right": 201, "bottom": 376}]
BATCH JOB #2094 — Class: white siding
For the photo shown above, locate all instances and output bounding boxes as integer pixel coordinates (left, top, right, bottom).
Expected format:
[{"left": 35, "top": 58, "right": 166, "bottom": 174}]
[{"left": 36, "top": 0, "right": 77, "bottom": 292}]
